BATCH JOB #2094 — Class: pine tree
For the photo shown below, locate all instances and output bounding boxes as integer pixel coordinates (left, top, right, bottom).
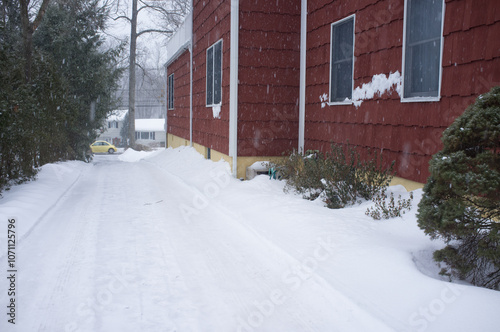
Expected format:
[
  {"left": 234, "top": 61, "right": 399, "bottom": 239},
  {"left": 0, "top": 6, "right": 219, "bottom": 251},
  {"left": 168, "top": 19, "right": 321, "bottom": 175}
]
[
  {"left": 0, "top": 0, "right": 123, "bottom": 193},
  {"left": 33, "top": 0, "right": 124, "bottom": 160},
  {"left": 417, "top": 86, "right": 500, "bottom": 290}
]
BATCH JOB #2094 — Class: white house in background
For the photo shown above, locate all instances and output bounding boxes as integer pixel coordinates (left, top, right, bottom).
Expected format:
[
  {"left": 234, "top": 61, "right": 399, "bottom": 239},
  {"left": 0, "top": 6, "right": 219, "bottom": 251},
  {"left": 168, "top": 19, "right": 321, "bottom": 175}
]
[
  {"left": 135, "top": 118, "right": 166, "bottom": 148},
  {"left": 99, "top": 109, "right": 128, "bottom": 146}
]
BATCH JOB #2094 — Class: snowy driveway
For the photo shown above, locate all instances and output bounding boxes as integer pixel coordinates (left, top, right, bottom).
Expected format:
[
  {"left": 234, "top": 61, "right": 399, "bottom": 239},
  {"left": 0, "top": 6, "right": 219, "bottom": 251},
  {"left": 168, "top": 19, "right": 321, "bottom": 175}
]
[{"left": 1, "top": 148, "right": 499, "bottom": 332}]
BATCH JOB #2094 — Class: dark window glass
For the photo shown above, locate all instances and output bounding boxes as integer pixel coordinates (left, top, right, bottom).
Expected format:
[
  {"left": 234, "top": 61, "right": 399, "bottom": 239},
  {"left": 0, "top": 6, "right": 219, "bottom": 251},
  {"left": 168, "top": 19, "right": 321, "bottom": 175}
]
[
  {"left": 214, "top": 41, "right": 222, "bottom": 105},
  {"left": 330, "top": 17, "right": 354, "bottom": 103},
  {"left": 206, "top": 40, "right": 222, "bottom": 106},
  {"left": 404, "top": 0, "right": 443, "bottom": 98},
  {"left": 168, "top": 74, "right": 174, "bottom": 109},
  {"left": 206, "top": 46, "right": 214, "bottom": 105}
]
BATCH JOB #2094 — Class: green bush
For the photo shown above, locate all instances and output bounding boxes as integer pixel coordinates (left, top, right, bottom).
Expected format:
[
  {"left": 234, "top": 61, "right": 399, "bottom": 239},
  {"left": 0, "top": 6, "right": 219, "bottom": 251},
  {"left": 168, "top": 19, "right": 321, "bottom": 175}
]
[
  {"left": 273, "top": 143, "right": 395, "bottom": 209},
  {"left": 417, "top": 86, "right": 500, "bottom": 290}
]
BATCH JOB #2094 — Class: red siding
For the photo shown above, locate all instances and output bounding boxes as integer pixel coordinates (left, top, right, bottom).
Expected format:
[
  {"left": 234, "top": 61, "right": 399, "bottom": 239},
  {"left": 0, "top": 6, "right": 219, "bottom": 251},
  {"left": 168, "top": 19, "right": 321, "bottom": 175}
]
[
  {"left": 238, "top": 0, "right": 301, "bottom": 157},
  {"left": 305, "top": 0, "right": 500, "bottom": 183},
  {"left": 167, "top": 50, "right": 191, "bottom": 142},
  {"left": 191, "top": 0, "right": 232, "bottom": 155}
]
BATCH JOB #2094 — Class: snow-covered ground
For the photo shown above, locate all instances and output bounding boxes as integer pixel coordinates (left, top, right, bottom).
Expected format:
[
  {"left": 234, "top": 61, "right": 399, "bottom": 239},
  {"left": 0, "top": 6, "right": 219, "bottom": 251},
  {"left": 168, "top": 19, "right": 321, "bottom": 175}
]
[{"left": 1, "top": 146, "right": 499, "bottom": 332}]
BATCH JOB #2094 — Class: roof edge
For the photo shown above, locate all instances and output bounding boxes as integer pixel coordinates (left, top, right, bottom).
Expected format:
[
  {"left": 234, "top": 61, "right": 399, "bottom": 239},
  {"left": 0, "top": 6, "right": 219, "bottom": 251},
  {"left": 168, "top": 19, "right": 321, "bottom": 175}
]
[{"left": 165, "top": 11, "right": 192, "bottom": 67}]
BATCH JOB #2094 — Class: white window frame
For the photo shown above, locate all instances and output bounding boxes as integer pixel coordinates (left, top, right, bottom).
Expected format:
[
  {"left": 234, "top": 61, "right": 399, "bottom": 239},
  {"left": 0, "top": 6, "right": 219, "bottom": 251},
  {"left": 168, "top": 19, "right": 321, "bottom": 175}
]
[
  {"left": 401, "top": 0, "right": 445, "bottom": 103},
  {"left": 206, "top": 39, "right": 223, "bottom": 107},
  {"left": 135, "top": 132, "right": 156, "bottom": 140},
  {"left": 328, "top": 14, "right": 356, "bottom": 106},
  {"left": 167, "top": 73, "right": 174, "bottom": 110}
]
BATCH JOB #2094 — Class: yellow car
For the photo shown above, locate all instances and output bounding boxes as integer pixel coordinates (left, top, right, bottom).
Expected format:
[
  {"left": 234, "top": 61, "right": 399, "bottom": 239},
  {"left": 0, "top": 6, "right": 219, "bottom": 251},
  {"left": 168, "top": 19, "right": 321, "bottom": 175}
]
[{"left": 90, "top": 141, "right": 117, "bottom": 154}]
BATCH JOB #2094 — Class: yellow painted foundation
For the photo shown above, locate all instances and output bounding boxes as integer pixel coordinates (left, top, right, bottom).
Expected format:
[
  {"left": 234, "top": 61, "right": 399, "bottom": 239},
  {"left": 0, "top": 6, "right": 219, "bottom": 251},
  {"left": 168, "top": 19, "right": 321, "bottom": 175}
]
[
  {"left": 167, "top": 133, "right": 189, "bottom": 149},
  {"left": 389, "top": 176, "right": 424, "bottom": 191},
  {"left": 167, "top": 133, "right": 284, "bottom": 179},
  {"left": 167, "top": 133, "right": 426, "bottom": 188},
  {"left": 236, "top": 156, "right": 283, "bottom": 179}
]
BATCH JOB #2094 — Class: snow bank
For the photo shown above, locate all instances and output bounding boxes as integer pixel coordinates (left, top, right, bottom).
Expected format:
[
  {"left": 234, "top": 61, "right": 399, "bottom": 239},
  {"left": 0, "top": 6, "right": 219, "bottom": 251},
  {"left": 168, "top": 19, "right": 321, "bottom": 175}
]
[
  {"left": 118, "top": 148, "right": 161, "bottom": 162},
  {"left": 0, "top": 161, "right": 90, "bottom": 241},
  {"left": 144, "top": 146, "right": 232, "bottom": 188}
]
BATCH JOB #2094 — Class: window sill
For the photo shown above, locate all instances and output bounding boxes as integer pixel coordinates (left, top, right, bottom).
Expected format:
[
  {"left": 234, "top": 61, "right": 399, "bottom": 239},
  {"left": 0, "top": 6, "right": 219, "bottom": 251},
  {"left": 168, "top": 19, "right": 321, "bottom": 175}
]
[
  {"left": 328, "top": 100, "right": 353, "bottom": 106},
  {"left": 401, "top": 96, "right": 441, "bottom": 103}
]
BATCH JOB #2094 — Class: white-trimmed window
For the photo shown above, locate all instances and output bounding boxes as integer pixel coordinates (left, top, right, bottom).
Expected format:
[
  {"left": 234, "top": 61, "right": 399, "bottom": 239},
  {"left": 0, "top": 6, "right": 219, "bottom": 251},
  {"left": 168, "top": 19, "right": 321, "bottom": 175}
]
[
  {"left": 329, "top": 15, "right": 355, "bottom": 104},
  {"left": 135, "top": 132, "right": 156, "bottom": 140},
  {"left": 167, "top": 73, "right": 174, "bottom": 110},
  {"left": 402, "top": 0, "right": 444, "bottom": 100},
  {"left": 206, "top": 39, "right": 223, "bottom": 106},
  {"left": 108, "top": 121, "right": 118, "bottom": 128}
]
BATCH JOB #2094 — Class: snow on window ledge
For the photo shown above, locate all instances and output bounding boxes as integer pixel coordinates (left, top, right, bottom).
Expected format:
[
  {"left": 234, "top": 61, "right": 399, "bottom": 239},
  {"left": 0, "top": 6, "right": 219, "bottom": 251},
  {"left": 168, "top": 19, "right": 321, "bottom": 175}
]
[
  {"left": 351, "top": 71, "right": 402, "bottom": 108},
  {"left": 212, "top": 104, "right": 222, "bottom": 119}
]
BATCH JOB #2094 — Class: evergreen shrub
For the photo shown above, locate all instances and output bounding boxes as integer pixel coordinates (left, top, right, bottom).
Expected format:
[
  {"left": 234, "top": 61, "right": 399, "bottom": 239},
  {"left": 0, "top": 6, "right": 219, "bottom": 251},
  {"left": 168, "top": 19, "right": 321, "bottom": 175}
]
[{"left": 417, "top": 86, "right": 500, "bottom": 290}]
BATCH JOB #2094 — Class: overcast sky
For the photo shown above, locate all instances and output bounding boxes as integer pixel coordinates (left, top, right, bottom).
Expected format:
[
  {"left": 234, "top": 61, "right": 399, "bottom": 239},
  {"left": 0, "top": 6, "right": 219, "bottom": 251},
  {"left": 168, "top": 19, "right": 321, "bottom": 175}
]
[{"left": 104, "top": 0, "right": 174, "bottom": 68}]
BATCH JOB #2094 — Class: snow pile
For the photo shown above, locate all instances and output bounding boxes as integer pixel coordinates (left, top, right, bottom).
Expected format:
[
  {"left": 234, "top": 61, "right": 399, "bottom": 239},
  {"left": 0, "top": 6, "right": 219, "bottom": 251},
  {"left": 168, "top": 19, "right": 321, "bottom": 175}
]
[
  {"left": 352, "top": 71, "right": 402, "bottom": 107},
  {"left": 144, "top": 146, "right": 232, "bottom": 188},
  {"left": 118, "top": 148, "right": 161, "bottom": 162},
  {"left": 0, "top": 161, "right": 90, "bottom": 240}
]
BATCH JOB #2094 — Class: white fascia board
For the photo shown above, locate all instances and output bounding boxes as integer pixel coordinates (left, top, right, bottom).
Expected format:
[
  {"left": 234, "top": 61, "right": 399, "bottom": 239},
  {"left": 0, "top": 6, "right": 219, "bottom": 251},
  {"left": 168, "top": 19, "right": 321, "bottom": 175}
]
[{"left": 165, "top": 11, "right": 193, "bottom": 67}]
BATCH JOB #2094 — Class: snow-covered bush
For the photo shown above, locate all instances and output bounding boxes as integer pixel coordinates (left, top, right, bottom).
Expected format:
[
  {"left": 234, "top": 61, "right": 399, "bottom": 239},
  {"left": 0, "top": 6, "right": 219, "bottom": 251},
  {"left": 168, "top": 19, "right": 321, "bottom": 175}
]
[
  {"left": 273, "top": 144, "right": 395, "bottom": 209},
  {"left": 417, "top": 86, "right": 500, "bottom": 290},
  {"left": 365, "top": 187, "right": 413, "bottom": 220}
]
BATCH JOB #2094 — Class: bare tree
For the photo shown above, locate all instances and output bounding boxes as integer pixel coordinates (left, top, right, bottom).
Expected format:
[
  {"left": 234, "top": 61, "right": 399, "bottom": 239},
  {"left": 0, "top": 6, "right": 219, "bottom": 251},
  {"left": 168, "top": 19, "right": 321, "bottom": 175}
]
[{"left": 112, "top": 0, "right": 189, "bottom": 148}]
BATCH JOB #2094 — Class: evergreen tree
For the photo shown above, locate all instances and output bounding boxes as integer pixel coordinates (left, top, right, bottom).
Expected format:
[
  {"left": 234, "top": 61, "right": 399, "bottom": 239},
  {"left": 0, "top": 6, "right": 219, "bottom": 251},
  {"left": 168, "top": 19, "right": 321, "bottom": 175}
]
[
  {"left": 33, "top": 0, "right": 124, "bottom": 160},
  {"left": 417, "top": 86, "right": 500, "bottom": 290},
  {"left": 0, "top": 0, "right": 123, "bottom": 193}
]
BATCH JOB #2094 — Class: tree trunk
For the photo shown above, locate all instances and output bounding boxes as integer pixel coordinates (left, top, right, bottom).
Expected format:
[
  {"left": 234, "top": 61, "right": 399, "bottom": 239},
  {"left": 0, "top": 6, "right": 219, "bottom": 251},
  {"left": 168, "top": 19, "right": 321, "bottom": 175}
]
[
  {"left": 19, "top": 0, "right": 33, "bottom": 82},
  {"left": 19, "top": 0, "right": 51, "bottom": 83},
  {"left": 128, "top": 0, "right": 138, "bottom": 148}
]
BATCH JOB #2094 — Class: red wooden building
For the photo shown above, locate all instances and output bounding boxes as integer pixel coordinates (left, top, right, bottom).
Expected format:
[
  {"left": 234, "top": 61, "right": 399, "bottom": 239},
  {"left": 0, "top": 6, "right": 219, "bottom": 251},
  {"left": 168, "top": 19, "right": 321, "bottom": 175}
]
[{"left": 165, "top": 0, "right": 500, "bottom": 187}]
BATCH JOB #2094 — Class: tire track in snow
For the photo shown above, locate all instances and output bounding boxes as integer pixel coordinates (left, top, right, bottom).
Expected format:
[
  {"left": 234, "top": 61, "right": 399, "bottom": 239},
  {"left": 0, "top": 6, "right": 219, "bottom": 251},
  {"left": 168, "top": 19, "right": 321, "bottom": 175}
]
[
  {"left": 12, "top": 163, "right": 102, "bottom": 332},
  {"left": 0, "top": 164, "right": 88, "bottom": 262},
  {"left": 139, "top": 159, "right": 398, "bottom": 331}
]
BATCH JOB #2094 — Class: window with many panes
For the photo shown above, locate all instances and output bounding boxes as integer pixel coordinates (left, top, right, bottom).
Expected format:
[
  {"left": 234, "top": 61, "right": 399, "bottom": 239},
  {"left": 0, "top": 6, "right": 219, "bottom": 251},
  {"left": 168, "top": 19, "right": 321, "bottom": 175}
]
[
  {"left": 167, "top": 74, "right": 174, "bottom": 110},
  {"left": 403, "top": 0, "right": 444, "bottom": 99},
  {"left": 206, "top": 40, "right": 222, "bottom": 106},
  {"left": 330, "top": 15, "right": 355, "bottom": 104},
  {"left": 135, "top": 132, "right": 155, "bottom": 140}
]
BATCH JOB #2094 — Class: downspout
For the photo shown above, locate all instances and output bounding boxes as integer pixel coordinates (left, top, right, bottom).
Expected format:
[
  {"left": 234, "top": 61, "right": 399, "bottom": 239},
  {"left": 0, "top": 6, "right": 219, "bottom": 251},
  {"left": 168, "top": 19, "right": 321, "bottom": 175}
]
[
  {"left": 298, "top": 0, "right": 307, "bottom": 153},
  {"left": 189, "top": 44, "right": 193, "bottom": 147},
  {"left": 229, "top": 0, "right": 239, "bottom": 177},
  {"left": 190, "top": 0, "right": 194, "bottom": 147},
  {"left": 165, "top": 65, "right": 168, "bottom": 147}
]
